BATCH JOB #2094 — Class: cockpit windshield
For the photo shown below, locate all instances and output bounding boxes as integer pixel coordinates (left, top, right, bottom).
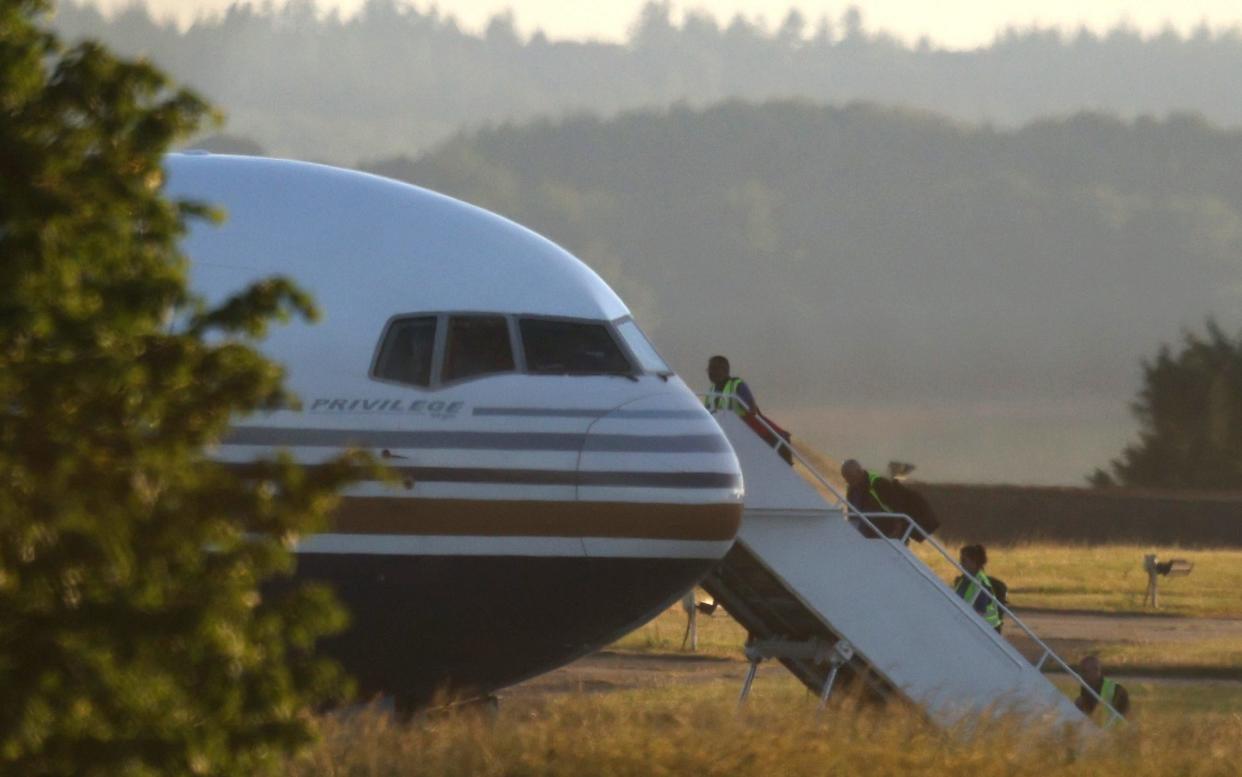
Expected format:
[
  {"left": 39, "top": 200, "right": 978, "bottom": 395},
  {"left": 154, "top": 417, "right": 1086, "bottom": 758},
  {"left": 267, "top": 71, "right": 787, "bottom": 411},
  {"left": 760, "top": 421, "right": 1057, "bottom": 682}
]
[
  {"left": 372, "top": 312, "right": 670, "bottom": 386},
  {"left": 614, "top": 319, "right": 671, "bottom": 374},
  {"left": 443, "top": 315, "right": 515, "bottom": 382},
  {"left": 373, "top": 315, "right": 436, "bottom": 386},
  {"left": 519, "top": 318, "right": 632, "bottom": 376}
]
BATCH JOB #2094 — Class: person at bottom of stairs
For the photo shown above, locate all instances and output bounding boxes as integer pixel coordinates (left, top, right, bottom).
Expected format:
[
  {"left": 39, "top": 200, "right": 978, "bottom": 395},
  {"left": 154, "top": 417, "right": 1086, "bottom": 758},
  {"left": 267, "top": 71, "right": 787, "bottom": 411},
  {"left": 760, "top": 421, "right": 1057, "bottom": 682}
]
[
  {"left": 953, "top": 544, "right": 1004, "bottom": 634},
  {"left": 1075, "top": 654, "right": 1130, "bottom": 720}
]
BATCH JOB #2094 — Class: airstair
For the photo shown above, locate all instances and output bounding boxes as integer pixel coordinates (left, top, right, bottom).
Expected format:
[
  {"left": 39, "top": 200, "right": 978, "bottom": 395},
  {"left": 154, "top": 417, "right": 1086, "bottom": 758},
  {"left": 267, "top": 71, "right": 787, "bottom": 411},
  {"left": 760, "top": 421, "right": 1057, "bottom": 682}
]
[{"left": 701, "top": 406, "right": 1124, "bottom": 727}]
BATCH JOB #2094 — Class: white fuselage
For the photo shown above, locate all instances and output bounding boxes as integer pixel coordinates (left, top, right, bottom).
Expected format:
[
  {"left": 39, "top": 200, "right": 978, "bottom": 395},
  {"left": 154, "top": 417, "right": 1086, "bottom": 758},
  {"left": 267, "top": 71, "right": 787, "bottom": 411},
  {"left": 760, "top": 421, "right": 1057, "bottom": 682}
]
[{"left": 165, "top": 154, "right": 743, "bottom": 704}]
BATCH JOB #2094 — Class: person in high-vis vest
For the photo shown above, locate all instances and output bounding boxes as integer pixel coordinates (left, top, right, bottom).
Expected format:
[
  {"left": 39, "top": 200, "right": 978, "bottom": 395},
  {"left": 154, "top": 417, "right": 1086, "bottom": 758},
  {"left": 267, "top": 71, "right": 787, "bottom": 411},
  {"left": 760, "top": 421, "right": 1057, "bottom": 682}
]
[
  {"left": 704, "top": 355, "right": 757, "bottom": 417},
  {"left": 953, "top": 544, "right": 1003, "bottom": 633},
  {"left": 1075, "top": 655, "right": 1130, "bottom": 719},
  {"left": 840, "top": 459, "right": 939, "bottom": 540},
  {"left": 705, "top": 355, "right": 797, "bottom": 465}
]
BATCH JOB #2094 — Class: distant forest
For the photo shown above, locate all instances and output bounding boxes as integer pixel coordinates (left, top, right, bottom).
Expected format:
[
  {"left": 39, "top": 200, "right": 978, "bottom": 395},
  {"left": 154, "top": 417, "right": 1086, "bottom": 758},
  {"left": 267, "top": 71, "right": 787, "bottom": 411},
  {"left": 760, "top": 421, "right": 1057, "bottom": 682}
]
[
  {"left": 49, "top": 1, "right": 1242, "bottom": 483},
  {"left": 371, "top": 103, "right": 1242, "bottom": 483},
  {"left": 53, "top": 1, "right": 1242, "bottom": 162}
]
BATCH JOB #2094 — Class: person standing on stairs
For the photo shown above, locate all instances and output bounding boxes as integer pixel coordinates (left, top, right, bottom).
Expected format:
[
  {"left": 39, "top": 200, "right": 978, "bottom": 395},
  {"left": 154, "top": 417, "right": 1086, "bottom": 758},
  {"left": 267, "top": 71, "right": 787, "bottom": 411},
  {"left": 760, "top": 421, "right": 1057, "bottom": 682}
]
[
  {"left": 954, "top": 544, "right": 1004, "bottom": 633},
  {"left": 841, "top": 459, "right": 939, "bottom": 540},
  {"left": 704, "top": 355, "right": 793, "bottom": 464},
  {"left": 704, "top": 355, "right": 757, "bottom": 417}
]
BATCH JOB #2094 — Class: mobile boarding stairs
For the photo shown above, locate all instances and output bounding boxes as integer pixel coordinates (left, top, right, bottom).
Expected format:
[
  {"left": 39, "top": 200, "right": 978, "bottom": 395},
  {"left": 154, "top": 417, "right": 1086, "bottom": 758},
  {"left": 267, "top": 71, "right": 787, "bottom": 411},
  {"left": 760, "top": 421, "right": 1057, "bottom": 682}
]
[{"left": 701, "top": 401, "right": 1124, "bottom": 728}]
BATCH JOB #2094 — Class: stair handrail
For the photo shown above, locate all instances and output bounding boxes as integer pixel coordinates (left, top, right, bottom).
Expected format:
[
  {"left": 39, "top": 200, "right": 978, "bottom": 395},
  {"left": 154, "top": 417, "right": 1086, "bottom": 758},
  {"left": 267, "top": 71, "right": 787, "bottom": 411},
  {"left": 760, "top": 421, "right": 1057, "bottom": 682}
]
[{"left": 702, "top": 393, "right": 1125, "bottom": 725}]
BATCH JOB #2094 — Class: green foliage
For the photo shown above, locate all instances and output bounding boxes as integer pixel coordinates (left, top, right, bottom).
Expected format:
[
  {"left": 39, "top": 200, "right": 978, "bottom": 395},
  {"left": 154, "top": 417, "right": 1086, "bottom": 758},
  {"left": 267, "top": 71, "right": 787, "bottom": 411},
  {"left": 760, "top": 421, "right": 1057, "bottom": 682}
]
[
  {"left": 0, "top": 3, "right": 367, "bottom": 774},
  {"left": 1092, "top": 319, "right": 1242, "bottom": 489}
]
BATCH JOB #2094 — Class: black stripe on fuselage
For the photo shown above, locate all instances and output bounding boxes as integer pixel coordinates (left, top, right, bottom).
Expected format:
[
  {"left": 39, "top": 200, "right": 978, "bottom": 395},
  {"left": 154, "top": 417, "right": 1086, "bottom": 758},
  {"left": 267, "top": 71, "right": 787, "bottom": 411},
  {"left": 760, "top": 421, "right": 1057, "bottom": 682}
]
[
  {"left": 472, "top": 407, "right": 708, "bottom": 419},
  {"left": 223, "top": 463, "right": 739, "bottom": 490},
  {"left": 395, "top": 467, "right": 738, "bottom": 489},
  {"left": 222, "top": 427, "right": 730, "bottom": 453}
]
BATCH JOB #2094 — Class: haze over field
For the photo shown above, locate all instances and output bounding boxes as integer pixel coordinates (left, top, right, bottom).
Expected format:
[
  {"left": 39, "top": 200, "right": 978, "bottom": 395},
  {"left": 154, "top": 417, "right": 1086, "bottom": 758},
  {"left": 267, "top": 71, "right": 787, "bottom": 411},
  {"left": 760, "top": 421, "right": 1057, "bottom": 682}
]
[
  {"left": 54, "top": 1, "right": 1242, "bottom": 160},
  {"left": 53, "top": 1, "right": 1242, "bottom": 484},
  {"left": 376, "top": 104, "right": 1242, "bottom": 484}
]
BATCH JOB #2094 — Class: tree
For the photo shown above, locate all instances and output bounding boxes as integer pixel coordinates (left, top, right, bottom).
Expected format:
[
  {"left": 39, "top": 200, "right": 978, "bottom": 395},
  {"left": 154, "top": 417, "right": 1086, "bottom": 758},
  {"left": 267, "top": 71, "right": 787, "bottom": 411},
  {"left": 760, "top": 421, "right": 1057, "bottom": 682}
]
[
  {"left": 1090, "top": 319, "right": 1242, "bottom": 489},
  {"left": 0, "top": 2, "right": 367, "bottom": 774}
]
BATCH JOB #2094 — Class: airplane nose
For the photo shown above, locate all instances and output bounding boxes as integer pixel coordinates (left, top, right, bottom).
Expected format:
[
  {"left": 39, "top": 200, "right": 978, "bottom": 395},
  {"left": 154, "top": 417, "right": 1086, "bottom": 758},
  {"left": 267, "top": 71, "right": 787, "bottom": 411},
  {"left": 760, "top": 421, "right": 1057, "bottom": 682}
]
[{"left": 576, "top": 393, "right": 743, "bottom": 559}]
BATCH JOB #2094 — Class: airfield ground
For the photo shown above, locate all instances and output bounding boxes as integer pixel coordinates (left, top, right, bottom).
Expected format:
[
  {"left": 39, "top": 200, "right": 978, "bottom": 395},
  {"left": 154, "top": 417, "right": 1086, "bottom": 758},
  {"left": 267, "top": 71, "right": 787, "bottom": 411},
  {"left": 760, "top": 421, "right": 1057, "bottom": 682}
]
[
  {"left": 511, "top": 605, "right": 1242, "bottom": 702},
  {"left": 293, "top": 543, "right": 1242, "bottom": 775}
]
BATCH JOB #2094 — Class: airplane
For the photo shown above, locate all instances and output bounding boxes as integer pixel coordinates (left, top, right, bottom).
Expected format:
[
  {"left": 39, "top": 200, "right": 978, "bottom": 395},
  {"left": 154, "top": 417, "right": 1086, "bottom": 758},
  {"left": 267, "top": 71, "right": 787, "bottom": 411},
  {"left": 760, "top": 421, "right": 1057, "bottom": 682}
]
[{"left": 165, "top": 152, "right": 744, "bottom": 709}]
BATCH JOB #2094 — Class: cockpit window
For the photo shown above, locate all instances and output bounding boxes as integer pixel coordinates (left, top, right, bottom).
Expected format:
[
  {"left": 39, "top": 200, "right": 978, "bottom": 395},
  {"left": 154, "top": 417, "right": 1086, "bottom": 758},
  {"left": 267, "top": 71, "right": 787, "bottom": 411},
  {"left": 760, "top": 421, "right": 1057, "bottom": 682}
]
[
  {"left": 442, "top": 315, "right": 515, "bottom": 382},
  {"left": 373, "top": 316, "right": 437, "bottom": 387},
  {"left": 614, "top": 319, "right": 670, "bottom": 374},
  {"left": 520, "top": 318, "right": 633, "bottom": 375}
]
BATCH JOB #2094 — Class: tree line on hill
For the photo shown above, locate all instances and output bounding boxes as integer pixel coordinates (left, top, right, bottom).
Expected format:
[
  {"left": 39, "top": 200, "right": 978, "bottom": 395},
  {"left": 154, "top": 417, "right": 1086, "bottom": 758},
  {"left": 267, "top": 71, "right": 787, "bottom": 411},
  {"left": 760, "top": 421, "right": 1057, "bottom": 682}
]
[
  {"left": 365, "top": 102, "right": 1242, "bottom": 485},
  {"left": 51, "top": 0, "right": 1242, "bottom": 162}
]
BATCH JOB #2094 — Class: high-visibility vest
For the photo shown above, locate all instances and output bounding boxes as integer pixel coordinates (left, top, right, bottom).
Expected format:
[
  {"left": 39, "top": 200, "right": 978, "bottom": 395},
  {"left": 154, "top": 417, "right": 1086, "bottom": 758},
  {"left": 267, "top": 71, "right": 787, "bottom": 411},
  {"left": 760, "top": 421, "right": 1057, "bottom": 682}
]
[
  {"left": 956, "top": 570, "right": 1003, "bottom": 629},
  {"left": 867, "top": 472, "right": 893, "bottom": 513},
  {"left": 1100, "top": 678, "right": 1118, "bottom": 710},
  {"left": 705, "top": 377, "right": 747, "bottom": 416}
]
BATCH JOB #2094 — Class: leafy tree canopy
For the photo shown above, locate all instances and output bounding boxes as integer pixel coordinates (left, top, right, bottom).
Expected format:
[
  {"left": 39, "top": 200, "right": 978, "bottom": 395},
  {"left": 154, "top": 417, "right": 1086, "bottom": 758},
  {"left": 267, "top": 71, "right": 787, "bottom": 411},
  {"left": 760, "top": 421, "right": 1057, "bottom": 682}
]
[
  {"left": 0, "top": 2, "right": 366, "bottom": 774},
  {"left": 1091, "top": 319, "right": 1242, "bottom": 489}
]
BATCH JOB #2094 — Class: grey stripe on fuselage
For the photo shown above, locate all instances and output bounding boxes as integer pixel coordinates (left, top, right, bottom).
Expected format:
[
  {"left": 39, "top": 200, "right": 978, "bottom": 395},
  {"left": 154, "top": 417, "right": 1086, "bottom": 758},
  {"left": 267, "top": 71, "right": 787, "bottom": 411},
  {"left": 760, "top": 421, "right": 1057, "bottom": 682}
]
[
  {"left": 223, "top": 427, "right": 730, "bottom": 453},
  {"left": 382, "top": 466, "right": 738, "bottom": 489},
  {"left": 472, "top": 407, "right": 708, "bottom": 419}
]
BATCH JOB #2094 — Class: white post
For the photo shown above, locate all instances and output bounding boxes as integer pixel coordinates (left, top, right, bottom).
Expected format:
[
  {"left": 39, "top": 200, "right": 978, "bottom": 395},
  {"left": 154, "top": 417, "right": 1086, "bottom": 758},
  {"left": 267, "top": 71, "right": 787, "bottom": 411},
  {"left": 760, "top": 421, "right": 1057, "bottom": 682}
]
[
  {"left": 738, "top": 658, "right": 760, "bottom": 706},
  {"left": 680, "top": 592, "right": 698, "bottom": 651}
]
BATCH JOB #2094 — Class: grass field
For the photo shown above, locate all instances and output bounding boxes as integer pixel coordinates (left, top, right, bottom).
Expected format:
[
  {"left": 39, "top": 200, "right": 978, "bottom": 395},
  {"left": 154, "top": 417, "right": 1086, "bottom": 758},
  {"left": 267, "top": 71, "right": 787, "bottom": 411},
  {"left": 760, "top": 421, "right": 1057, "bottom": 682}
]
[
  {"left": 292, "top": 678, "right": 1242, "bottom": 776},
  {"left": 912, "top": 542, "right": 1242, "bottom": 617},
  {"left": 613, "top": 543, "right": 1242, "bottom": 678}
]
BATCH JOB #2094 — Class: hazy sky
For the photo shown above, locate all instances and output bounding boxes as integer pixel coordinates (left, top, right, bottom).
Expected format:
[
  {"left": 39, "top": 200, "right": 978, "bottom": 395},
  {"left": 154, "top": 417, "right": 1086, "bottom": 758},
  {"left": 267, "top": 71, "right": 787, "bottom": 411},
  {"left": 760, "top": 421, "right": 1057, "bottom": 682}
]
[{"left": 91, "top": 0, "right": 1242, "bottom": 48}]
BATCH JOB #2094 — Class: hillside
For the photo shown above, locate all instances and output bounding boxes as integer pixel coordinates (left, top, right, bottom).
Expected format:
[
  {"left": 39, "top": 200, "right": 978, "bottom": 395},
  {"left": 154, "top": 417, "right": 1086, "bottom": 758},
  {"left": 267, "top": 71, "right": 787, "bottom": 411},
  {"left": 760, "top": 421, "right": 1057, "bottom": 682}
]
[{"left": 368, "top": 102, "right": 1242, "bottom": 484}]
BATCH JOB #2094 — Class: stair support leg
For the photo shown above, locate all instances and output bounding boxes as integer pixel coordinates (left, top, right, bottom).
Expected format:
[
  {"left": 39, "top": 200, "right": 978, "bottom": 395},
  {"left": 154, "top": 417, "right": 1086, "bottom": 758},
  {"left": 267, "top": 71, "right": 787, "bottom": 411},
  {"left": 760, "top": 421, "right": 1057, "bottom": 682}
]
[
  {"left": 738, "top": 658, "right": 761, "bottom": 706},
  {"left": 817, "top": 665, "right": 841, "bottom": 710}
]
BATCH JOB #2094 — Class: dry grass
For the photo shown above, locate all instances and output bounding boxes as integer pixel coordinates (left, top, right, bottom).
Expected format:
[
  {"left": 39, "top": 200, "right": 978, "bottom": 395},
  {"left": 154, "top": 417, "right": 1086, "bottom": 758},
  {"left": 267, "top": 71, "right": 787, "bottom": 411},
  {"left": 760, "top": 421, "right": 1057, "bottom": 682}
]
[
  {"left": 913, "top": 542, "right": 1242, "bottom": 618},
  {"left": 292, "top": 679, "right": 1242, "bottom": 776}
]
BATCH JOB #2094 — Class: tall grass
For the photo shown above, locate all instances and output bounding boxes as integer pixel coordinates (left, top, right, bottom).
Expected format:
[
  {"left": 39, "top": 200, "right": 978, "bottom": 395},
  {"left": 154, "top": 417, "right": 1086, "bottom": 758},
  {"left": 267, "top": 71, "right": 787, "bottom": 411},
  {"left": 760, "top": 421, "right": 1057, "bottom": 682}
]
[{"left": 292, "top": 681, "right": 1242, "bottom": 776}]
